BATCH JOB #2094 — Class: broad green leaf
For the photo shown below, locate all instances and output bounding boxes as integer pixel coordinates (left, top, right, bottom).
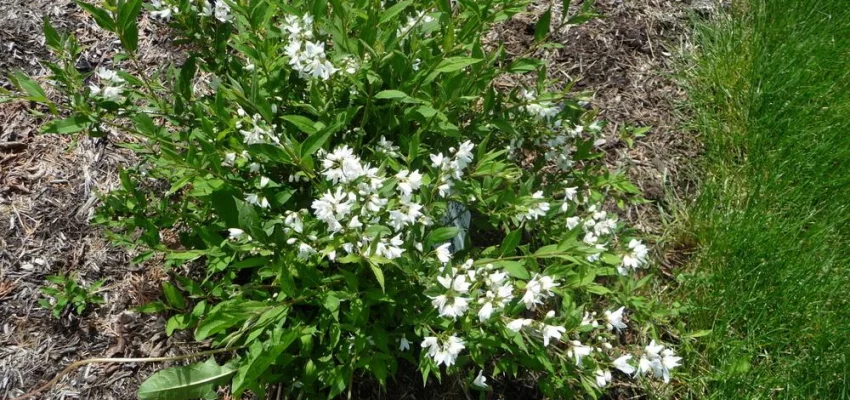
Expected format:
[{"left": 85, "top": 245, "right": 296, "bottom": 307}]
[
  {"left": 379, "top": 0, "right": 412, "bottom": 24},
  {"left": 507, "top": 58, "right": 544, "bottom": 73},
  {"left": 282, "top": 115, "right": 318, "bottom": 134},
  {"left": 300, "top": 128, "right": 333, "bottom": 158},
  {"left": 232, "top": 329, "right": 300, "bottom": 396},
  {"left": 75, "top": 1, "right": 116, "bottom": 32},
  {"left": 499, "top": 229, "right": 523, "bottom": 256},
  {"left": 137, "top": 358, "right": 235, "bottom": 400},
  {"left": 11, "top": 72, "right": 49, "bottom": 102},
  {"left": 117, "top": 0, "right": 142, "bottom": 52},
  {"left": 426, "top": 227, "right": 460, "bottom": 245},
  {"left": 434, "top": 57, "right": 482, "bottom": 73},
  {"left": 374, "top": 90, "right": 408, "bottom": 100},
  {"left": 43, "top": 16, "right": 61, "bottom": 50},
  {"left": 493, "top": 260, "right": 530, "bottom": 280},
  {"left": 534, "top": 8, "right": 552, "bottom": 42},
  {"left": 195, "top": 300, "right": 268, "bottom": 340},
  {"left": 161, "top": 282, "right": 187, "bottom": 309},
  {"left": 370, "top": 263, "right": 385, "bottom": 292},
  {"left": 40, "top": 116, "right": 90, "bottom": 134}
]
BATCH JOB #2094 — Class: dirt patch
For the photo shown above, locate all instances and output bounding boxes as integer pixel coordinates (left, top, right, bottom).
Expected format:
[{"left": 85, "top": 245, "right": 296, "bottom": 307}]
[
  {"left": 1, "top": 0, "right": 699, "bottom": 398},
  {"left": 492, "top": 0, "right": 703, "bottom": 237},
  {"left": 1, "top": 1, "right": 194, "bottom": 399}
]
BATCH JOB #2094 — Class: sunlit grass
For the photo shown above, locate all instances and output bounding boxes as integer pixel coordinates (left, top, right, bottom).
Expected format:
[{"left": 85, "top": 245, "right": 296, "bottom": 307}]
[{"left": 675, "top": 0, "right": 850, "bottom": 398}]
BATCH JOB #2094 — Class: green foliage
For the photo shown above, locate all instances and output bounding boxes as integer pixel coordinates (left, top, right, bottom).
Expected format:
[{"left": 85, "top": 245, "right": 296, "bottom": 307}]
[
  {"left": 39, "top": 273, "right": 105, "bottom": 318},
  {"left": 11, "top": 0, "right": 674, "bottom": 398}
]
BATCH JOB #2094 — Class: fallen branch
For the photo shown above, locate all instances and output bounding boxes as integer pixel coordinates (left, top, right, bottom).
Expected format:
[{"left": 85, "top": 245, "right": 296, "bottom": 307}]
[{"left": 10, "top": 347, "right": 241, "bottom": 400}]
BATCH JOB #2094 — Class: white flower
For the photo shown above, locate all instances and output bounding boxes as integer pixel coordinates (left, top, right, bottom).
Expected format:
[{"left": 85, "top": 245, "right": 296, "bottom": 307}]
[
  {"left": 96, "top": 68, "right": 124, "bottom": 83},
  {"left": 645, "top": 340, "right": 664, "bottom": 359},
  {"left": 412, "top": 58, "right": 422, "bottom": 71},
  {"left": 566, "top": 216, "right": 581, "bottom": 230},
  {"left": 568, "top": 341, "right": 593, "bottom": 366},
  {"left": 322, "top": 146, "right": 365, "bottom": 184},
  {"left": 594, "top": 369, "right": 612, "bottom": 388},
  {"left": 660, "top": 349, "right": 682, "bottom": 383},
  {"left": 581, "top": 311, "right": 599, "bottom": 328},
  {"left": 227, "top": 228, "right": 246, "bottom": 240},
  {"left": 521, "top": 274, "right": 558, "bottom": 310},
  {"left": 638, "top": 355, "right": 661, "bottom": 377},
  {"left": 283, "top": 211, "right": 304, "bottom": 233},
  {"left": 613, "top": 354, "right": 636, "bottom": 375},
  {"left": 399, "top": 336, "right": 411, "bottom": 351},
  {"left": 521, "top": 191, "right": 550, "bottom": 221},
  {"left": 477, "top": 301, "right": 494, "bottom": 322},
  {"left": 442, "top": 296, "right": 469, "bottom": 319},
  {"left": 506, "top": 318, "right": 533, "bottom": 332},
  {"left": 376, "top": 136, "right": 400, "bottom": 157},
  {"left": 259, "top": 176, "right": 271, "bottom": 188},
  {"left": 245, "top": 193, "right": 270, "bottom": 208},
  {"left": 541, "top": 325, "right": 565, "bottom": 347},
  {"left": 395, "top": 169, "right": 422, "bottom": 196},
  {"left": 472, "top": 370, "right": 488, "bottom": 388},
  {"left": 619, "top": 239, "right": 649, "bottom": 275},
  {"left": 311, "top": 188, "right": 355, "bottom": 232},
  {"left": 214, "top": 0, "right": 231, "bottom": 22},
  {"left": 222, "top": 152, "right": 236, "bottom": 167},
  {"left": 435, "top": 243, "right": 452, "bottom": 264},
  {"left": 297, "top": 242, "right": 316, "bottom": 260},
  {"left": 604, "top": 306, "right": 627, "bottom": 331},
  {"left": 101, "top": 86, "right": 123, "bottom": 102},
  {"left": 421, "top": 335, "right": 465, "bottom": 367}
]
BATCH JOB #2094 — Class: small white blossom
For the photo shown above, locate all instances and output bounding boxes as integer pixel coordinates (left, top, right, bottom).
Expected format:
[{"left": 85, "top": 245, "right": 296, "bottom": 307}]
[
  {"left": 595, "top": 369, "right": 613, "bottom": 388},
  {"left": 472, "top": 370, "right": 488, "bottom": 388},
  {"left": 435, "top": 243, "right": 452, "bottom": 264},
  {"left": 399, "top": 336, "right": 411, "bottom": 351},
  {"left": 613, "top": 354, "right": 636, "bottom": 375},
  {"left": 604, "top": 306, "right": 627, "bottom": 331},
  {"left": 541, "top": 325, "right": 565, "bottom": 347}
]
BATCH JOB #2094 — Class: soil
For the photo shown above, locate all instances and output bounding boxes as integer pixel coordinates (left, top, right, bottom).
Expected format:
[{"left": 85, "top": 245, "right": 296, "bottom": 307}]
[{"left": 0, "top": 0, "right": 703, "bottom": 398}]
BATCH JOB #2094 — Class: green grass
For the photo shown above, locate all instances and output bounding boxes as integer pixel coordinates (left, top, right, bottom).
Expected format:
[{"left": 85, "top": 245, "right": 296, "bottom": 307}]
[{"left": 674, "top": 0, "right": 850, "bottom": 398}]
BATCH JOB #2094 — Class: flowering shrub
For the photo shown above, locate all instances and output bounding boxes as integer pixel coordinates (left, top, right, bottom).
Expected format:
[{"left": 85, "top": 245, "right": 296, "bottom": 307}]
[{"left": 6, "top": 0, "right": 681, "bottom": 398}]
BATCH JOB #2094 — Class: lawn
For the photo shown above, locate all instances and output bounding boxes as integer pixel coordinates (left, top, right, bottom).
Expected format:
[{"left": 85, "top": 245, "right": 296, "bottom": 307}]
[{"left": 677, "top": 0, "right": 850, "bottom": 398}]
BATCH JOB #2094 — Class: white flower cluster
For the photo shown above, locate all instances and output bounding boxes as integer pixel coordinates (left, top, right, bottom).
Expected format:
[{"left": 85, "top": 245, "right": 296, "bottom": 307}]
[
  {"left": 421, "top": 335, "right": 465, "bottom": 367},
  {"left": 236, "top": 108, "right": 279, "bottom": 145},
  {"left": 303, "top": 141, "right": 473, "bottom": 263},
  {"left": 281, "top": 14, "right": 338, "bottom": 80},
  {"left": 610, "top": 340, "right": 682, "bottom": 384},
  {"left": 197, "top": 0, "right": 232, "bottom": 23},
  {"left": 89, "top": 68, "right": 125, "bottom": 102},
  {"left": 520, "top": 89, "right": 560, "bottom": 121},
  {"left": 429, "top": 140, "right": 474, "bottom": 197}
]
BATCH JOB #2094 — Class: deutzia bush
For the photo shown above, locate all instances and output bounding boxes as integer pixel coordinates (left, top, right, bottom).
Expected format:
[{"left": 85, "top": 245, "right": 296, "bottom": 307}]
[{"left": 6, "top": 0, "right": 681, "bottom": 397}]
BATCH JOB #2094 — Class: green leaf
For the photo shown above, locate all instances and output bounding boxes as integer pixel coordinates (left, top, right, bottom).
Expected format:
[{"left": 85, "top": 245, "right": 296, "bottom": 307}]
[
  {"left": 686, "top": 329, "right": 713, "bottom": 339},
  {"left": 534, "top": 8, "right": 552, "bottom": 43},
  {"left": 137, "top": 358, "right": 235, "bottom": 400},
  {"left": 43, "top": 16, "right": 61, "bottom": 50},
  {"left": 374, "top": 90, "right": 408, "bottom": 100},
  {"left": 75, "top": 1, "right": 116, "bottom": 32},
  {"left": 237, "top": 199, "right": 263, "bottom": 239},
  {"left": 493, "top": 260, "right": 530, "bottom": 280},
  {"left": 40, "top": 116, "right": 90, "bottom": 134},
  {"left": 561, "top": 0, "right": 572, "bottom": 21},
  {"left": 162, "top": 282, "right": 187, "bottom": 309},
  {"left": 499, "top": 229, "right": 522, "bottom": 256},
  {"left": 507, "top": 58, "right": 544, "bottom": 73},
  {"left": 232, "top": 329, "right": 300, "bottom": 396},
  {"left": 370, "top": 263, "right": 385, "bottom": 292},
  {"left": 282, "top": 115, "right": 318, "bottom": 134},
  {"left": 426, "top": 227, "right": 460, "bottom": 245},
  {"left": 300, "top": 125, "right": 336, "bottom": 158},
  {"left": 11, "top": 72, "right": 49, "bottom": 102},
  {"left": 116, "top": 0, "right": 143, "bottom": 52},
  {"left": 379, "top": 0, "right": 412, "bottom": 24},
  {"left": 434, "top": 57, "right": 482, "bottom": 73}
]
